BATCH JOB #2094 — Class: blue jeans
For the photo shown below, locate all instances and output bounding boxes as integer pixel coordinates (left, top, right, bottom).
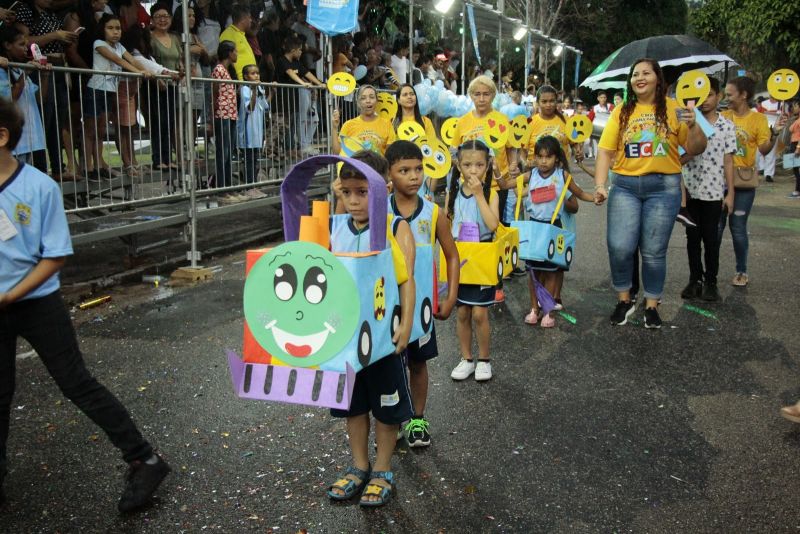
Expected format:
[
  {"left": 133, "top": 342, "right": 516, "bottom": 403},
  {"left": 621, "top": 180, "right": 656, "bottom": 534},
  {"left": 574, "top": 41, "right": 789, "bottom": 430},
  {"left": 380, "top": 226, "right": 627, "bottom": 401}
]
[
  {"left": 607, "top": 173, "right": 682, "bottom": 300},
  {"left": 718, "top": 187, "right": 756, "bottom": 274}
]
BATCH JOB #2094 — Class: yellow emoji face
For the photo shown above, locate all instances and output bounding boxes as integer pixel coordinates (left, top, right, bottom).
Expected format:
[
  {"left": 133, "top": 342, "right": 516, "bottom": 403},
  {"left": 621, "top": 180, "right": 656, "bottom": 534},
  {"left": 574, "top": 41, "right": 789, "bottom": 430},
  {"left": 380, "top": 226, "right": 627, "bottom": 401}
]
[
  {"left": 373, "top": 276, "right": 386, "bottom": 320},
  {"left": 397, "top": 121, "right": 426, "bottom": 141},
  {"left": 508, "top": 115, "right": 530, "bottom": 148},
  {"left": 556, "top": 233, "right": 565, "bottom": 255},
  {"left": 482, "top": 111, "right": 510, "bottom": 150},
  {"left": 440, "top": 117, "right": 459, "bottom": 146},
  {"left": 327, "top": 72, "right": 356, "bottom": 97},
  {"left": 675, "top": 70, "right": 710, "bottom": 108},
  {"left": 415, "top": 136, "right": 452, "bottom": 179},
  {"left": 566, "top": 115, "right": 592, "bottom": 144},
  {"left": 375, "top": 92, "right": 398, "bottom": 119},
  {"left": 767, "top": 68, "right": 799, "bottom": 101}
]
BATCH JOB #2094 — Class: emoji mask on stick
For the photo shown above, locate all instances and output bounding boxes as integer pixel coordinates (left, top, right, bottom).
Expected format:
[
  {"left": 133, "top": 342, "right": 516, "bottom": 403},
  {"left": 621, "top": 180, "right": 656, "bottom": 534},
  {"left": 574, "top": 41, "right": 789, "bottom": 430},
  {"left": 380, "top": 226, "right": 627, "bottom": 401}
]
[
  {"left": 676, "top": 70, "right": 710, "bottom": 109},
  {"left": 767, "top": 69, "right": 799, "bottom": 101},
  {"left": 566, "top": 115, "right": 592, "bottom": 144},
  {"left": 327, "top": 72, "right": 356, "bottom": 97}
]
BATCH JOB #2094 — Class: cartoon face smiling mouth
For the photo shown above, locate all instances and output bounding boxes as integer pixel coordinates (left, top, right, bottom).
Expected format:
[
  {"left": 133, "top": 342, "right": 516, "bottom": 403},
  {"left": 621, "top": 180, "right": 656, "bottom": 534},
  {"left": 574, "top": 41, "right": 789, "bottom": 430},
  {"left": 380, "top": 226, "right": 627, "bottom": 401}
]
[{"left": 264, "top": 319, "right": 337, "bottom": 358}]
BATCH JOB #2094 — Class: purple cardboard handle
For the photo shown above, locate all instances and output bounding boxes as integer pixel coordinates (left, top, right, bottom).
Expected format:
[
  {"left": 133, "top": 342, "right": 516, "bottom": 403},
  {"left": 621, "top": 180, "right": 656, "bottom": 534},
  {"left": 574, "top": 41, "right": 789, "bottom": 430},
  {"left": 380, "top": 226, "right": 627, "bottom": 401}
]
[
  {"left": 227, "top": 350, "right": 357, "bottom": 410},
  {"left": 280, "top": 155, "right": 387, "bottom": 251}
]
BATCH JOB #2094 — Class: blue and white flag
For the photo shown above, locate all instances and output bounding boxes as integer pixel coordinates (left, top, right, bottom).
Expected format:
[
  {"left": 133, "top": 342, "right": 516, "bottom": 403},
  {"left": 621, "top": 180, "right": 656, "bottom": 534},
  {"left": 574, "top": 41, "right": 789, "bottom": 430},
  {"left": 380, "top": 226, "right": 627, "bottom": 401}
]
[{"left": 307, "top": 0, "right": 359, "bottom": 36}]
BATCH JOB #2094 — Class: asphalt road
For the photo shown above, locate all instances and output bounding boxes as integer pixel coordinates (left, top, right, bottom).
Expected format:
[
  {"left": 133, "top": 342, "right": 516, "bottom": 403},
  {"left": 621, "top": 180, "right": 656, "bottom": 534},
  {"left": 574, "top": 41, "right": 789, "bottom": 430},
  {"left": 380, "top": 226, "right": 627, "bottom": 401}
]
[{"left": 3, "top": 169, "right": 800, "bottom": 533}]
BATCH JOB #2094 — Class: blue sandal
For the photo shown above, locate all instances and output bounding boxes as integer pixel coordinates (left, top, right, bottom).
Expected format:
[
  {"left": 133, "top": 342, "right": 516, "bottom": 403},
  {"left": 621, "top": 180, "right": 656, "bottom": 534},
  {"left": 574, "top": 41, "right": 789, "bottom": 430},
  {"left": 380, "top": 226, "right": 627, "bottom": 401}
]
[
  {"left": 327, "top": 464, "right": 370, "bottom": 501},
  {"left": 359, "top": 470, "right": 394, "bottom": 507}
]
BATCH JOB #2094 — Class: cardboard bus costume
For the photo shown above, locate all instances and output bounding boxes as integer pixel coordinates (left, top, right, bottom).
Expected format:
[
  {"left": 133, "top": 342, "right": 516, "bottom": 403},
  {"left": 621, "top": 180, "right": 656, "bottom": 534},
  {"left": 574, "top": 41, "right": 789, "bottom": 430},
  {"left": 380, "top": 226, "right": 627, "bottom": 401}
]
[
  {"left": 439, "top": 224, "right": 519, "bottom": 286},
  {"left": 228, "top": 155, "right": 434, "bottom": 410},
  {"left": 511, "top": 173, "right": 576, "bottom": 269}
]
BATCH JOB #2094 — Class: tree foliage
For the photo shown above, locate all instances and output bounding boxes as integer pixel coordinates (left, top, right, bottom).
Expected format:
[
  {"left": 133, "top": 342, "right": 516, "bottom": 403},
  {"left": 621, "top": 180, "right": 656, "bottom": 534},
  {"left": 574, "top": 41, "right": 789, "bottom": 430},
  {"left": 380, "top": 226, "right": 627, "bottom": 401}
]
[{"left": 689, "top": 0, "right": 800, "bottom": 79}]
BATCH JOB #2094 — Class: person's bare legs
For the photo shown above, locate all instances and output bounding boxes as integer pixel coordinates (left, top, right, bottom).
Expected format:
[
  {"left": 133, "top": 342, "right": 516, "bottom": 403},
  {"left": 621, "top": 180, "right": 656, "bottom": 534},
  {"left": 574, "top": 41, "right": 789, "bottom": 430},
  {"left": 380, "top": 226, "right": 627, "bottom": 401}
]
[
  {"left": 456, "top": 305, "right": 473, "bottom": 360},
  {"left": 361, "top": 420, "right": 397, "bottom": 503},
  {"left": 329, "top": 414, "right": 369, "bottom": 497},
  {"left": 408, "top": 360, "right": 428, "bottom": 415},
  {"left": 472, "top": 306, "right": 490, "bottom": 359}
]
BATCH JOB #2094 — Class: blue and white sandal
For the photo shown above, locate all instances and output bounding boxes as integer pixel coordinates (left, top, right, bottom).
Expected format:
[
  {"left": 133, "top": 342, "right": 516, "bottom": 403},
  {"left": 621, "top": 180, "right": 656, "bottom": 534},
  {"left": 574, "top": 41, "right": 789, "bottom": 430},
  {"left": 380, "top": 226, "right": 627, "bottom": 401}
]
[
  {"left": 359, "top": 470, "right": 394, "bottom": 507},
  {"left": 327, "top": 464, "right": 370, "bottom": 501}
]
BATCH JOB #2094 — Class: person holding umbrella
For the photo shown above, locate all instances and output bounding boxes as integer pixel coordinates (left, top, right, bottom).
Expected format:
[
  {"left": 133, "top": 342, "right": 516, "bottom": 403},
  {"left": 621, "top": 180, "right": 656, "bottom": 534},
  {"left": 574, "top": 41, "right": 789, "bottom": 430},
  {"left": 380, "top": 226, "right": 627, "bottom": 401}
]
[{"left": 593, "top": 58, "right": 707, "bottom": 329}]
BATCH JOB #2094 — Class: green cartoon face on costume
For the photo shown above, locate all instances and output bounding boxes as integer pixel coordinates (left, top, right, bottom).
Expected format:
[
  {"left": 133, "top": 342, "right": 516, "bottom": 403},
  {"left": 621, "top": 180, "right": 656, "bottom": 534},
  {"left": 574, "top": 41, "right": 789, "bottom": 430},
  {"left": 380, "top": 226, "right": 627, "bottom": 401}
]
[{"left": 244, "top": 241, "right": 360, "bottom": 368}]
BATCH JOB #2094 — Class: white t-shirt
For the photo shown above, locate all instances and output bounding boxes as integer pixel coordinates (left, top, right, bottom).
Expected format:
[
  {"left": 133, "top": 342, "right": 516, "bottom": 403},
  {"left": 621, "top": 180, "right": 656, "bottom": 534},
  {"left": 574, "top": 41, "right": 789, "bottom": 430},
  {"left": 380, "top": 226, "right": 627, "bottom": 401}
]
[
  {"left": 390, "top": 54, "right": 408, "bottom": 84},
  {"left": 592, "top": 103, "right": 612, "bottom": 115},
  {"left": 761, "top": 98, "right": 780, "bottom": 115},
  {"left": 682, "top": 113, "right": 737, "bottom": 201},
  {"left": 87, "top": 40, "right": 127, "bottom": 92}
]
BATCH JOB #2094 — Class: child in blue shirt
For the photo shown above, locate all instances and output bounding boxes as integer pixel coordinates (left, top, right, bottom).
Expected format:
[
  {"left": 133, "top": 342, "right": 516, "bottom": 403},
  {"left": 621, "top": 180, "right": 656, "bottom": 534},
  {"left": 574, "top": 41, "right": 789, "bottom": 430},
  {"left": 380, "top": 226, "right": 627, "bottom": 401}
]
[
  {"left": 0, "top": 98, "right": 169, "bottom": 513},
  {"left": 326, "top": 150, "right": 416, "bottom": 508},
  {"left": 523, "top": 135, "right": 578, "bottom": 328},
  {"left": 237, "top": 64, "right": 268, "bottom": 185},
  {"left": 385, "top": 140, "right": 460, "bottom": 448}
]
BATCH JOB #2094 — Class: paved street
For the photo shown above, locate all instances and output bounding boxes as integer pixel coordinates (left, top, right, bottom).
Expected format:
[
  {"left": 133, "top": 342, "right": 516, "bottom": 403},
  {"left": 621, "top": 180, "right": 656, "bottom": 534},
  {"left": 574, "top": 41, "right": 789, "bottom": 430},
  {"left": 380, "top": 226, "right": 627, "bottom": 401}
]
[{"left": 3, "top": 169, "right": 800, "bottom": 533}]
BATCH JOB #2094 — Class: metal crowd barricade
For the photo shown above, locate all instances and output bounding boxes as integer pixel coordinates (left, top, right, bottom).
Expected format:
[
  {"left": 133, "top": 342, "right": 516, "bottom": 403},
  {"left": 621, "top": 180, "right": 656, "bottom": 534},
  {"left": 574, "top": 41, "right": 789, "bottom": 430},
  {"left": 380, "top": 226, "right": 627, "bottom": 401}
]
[{"left": 1, "top": 60, "right": 332, "bottom": 256}]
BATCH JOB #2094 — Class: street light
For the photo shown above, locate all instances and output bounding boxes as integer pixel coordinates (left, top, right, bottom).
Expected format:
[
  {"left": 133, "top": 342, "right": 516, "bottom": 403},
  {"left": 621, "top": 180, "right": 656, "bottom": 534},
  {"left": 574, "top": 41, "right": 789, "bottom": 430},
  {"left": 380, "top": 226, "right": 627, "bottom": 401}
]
[
  {"left": 434, "top": 0, "right": 455, "bottom": 14},
  {"left": 513, "top": 27, "right": 527, "bottom": 40},
  {"left": 552, "top": 44, "right": 563, "bottom": 57}
]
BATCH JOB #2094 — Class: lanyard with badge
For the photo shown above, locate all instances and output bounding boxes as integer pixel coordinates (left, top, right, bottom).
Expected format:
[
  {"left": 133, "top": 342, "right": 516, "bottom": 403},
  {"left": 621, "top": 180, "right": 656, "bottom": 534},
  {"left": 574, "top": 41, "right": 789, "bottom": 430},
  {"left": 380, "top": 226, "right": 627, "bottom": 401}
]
[{"left": 0, "top": 208, "right": 19, "bottom": 241}]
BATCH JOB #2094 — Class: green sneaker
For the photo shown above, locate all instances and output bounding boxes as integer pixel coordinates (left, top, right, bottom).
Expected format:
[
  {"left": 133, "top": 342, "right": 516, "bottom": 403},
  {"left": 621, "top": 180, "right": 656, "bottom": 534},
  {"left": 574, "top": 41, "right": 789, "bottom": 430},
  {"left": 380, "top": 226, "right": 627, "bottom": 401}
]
[{"left": 404, "top": 418, "right": 431, "bottom": 448}]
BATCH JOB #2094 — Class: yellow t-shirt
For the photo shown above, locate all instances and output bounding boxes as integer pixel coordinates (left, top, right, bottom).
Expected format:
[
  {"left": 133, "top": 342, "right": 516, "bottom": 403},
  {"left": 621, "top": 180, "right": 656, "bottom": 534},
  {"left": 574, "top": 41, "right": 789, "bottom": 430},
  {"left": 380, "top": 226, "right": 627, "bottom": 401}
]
[
  {"left": 598, "top": 98, "right": 688, "bottom": 176},
  {"left": 452, "top": 111, "right": 510, "bottom": 184},
  {"left": 340, "top": 116, "right": 397, "bottom": 155},
  {"left": 526, "top": 114, "right": 570, "bottom": 164},
  {"left": 219, "top": 25, "right": 256, "bottom": 80},
  {"left": 720, "top": 110, "right": 771, "bottom": 168}
]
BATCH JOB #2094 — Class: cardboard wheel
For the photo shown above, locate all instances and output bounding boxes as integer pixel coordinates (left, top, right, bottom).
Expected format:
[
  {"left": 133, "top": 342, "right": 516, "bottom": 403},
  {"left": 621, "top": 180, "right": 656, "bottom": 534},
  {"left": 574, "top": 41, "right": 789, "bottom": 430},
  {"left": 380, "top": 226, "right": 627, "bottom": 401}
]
[
  {"left": 357, "top": 321, "right": 372, "bottom": 367},
  {"left": 547, "top": 240, "right": 556, "bottom": 259},
  {"left": 511, "top": 246, "right": 518, "bottom": 266},
  {"left": 496, "top": 258, "right": 503, "bottom": 280},
  {"left": 565, "top": 247, "right": 573, "bottom": 266},
  {"left": 421, "top": 297, "right": 433, "bottom": 332},
  {"left": 390, "top": 305, "right": 402, "bottom": 339}
]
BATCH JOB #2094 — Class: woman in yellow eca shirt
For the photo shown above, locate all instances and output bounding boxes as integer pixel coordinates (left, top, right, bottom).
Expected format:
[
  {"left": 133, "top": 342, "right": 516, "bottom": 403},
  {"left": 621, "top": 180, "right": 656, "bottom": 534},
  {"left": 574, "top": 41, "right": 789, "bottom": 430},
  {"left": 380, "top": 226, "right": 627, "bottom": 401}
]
[
  {"left": 331, "top": 85, "right": 397, "bottom": 156},
  {"left": 718, "top": 76, "right": 787, "bottom": 287},
  {"left": 593, "top": 58, "right": 707, "bottom": 328}
]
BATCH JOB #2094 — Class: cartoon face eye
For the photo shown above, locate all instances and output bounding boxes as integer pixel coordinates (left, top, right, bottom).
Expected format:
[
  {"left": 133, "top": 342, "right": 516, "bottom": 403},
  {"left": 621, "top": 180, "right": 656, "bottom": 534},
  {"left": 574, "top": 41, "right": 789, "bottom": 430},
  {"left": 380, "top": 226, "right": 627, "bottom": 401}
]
[
  {"left": 434, "top": 151, "right": 447, "bottom": 165},
  {"left": 694, "top": 77, "right": 706, "bottom": 89},
  {"left": 578, "top": 119, "right": 585, "bottom": 127},
  {"left": 420, "top": 144, "right": 433, "bottom": 158},
  {"left": 274, "top": 264, "right": 297, "bottom": 301},
  {"left": 788, "top": 75, "right": 796, "bottom": 84},
  {"left": 303, "top": 266, "right": 327, "bottom": 304},
  {"left": 774, "top": 74, "right": 783, "bottom": 84}
]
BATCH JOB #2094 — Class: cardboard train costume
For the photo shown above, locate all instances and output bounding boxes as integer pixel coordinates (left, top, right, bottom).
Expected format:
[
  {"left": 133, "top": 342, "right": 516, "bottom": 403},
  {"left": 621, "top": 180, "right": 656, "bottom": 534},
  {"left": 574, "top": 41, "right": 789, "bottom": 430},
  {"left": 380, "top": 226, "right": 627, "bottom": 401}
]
[{"left": 228, "top": 155, "right": 434, "bottom": 410}]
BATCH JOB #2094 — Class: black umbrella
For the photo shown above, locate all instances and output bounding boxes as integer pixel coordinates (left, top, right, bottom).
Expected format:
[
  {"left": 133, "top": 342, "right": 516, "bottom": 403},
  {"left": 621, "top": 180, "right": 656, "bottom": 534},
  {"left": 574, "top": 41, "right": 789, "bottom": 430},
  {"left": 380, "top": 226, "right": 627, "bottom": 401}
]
[{"left": 581, "top": 35, "right": 737, "bottom": 90}]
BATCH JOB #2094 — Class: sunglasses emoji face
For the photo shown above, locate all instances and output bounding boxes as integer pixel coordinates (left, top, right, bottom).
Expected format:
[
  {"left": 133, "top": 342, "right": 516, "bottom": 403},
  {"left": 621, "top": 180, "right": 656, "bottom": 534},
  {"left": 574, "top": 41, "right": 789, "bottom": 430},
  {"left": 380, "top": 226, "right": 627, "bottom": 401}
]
[
  {"left": 440, "top": 117, "right": 459, "bottom": 146},
  {"left": 767, "top": 68, "right": 799, "bottom": 101},
  {"left": 415, "top": 136, "right": 452, "bottom": 179},
  {"left": 566, "top": 115, "right": 592, "bottom": 144},
  {"left": 327, "top": 72, "right": 356, "bottom": 97},
  {"left": 508, "top": 115, "right": 530, "bottom": 148},
  {"left": 375, "top": 92, "right": 398, "bottom": 118},
  {"left": 397, "top": 121, "right": 426, "bottom": 141},
  {"left": 482, "top": 111, "right": 509, "bottom": 150},
  {"left": 675, "top": 70, "right": 710, "bottom": 108}
]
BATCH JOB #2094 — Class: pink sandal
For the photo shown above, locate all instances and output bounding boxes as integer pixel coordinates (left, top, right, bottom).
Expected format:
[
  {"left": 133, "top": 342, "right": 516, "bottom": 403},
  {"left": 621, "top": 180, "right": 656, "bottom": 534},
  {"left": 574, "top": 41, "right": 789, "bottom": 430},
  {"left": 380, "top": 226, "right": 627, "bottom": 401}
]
[{"left": 540, "top": 313, "right": 555, "bottom": 328}]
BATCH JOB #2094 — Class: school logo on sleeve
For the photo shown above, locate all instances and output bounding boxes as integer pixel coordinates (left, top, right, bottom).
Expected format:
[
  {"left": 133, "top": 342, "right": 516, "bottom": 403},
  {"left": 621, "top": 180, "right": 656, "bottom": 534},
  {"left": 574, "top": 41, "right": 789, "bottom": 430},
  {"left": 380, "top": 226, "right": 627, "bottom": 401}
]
[{"left": 14, "top": 203, "right": 31, "bottom": 225}]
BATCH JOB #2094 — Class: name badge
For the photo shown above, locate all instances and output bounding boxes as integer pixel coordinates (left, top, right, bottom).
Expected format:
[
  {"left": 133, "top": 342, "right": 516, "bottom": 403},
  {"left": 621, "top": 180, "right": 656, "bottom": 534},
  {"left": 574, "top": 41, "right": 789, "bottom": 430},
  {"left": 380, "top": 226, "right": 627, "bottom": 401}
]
[{"left": 531, "top": 183, "right": 556, "bottom": 204}]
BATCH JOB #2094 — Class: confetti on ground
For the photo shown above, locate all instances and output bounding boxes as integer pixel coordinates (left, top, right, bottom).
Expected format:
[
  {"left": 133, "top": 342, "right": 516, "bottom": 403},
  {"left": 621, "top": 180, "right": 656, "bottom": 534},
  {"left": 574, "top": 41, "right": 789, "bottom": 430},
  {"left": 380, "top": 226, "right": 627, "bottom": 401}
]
[
  {"left": 684, "top": 304, "right": 717, "bottom": 320},
  {"left": 558, "top": 311, "right": 577, "bottom": 324}
]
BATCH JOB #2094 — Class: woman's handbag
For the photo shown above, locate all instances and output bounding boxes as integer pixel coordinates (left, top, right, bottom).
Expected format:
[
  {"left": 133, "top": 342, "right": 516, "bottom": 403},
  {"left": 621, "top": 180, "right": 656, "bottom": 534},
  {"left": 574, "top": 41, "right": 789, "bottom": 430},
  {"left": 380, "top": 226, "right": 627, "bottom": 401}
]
[{"left": 734, "top": 166, "right": 759, "bottom": 189}]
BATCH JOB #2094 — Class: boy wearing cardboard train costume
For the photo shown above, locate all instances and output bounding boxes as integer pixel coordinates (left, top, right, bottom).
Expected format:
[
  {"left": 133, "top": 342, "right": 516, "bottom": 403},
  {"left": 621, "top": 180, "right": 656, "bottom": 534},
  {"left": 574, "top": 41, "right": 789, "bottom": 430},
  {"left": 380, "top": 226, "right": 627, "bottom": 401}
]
[
  {"left": 327, "top": 150, "right": 416, "bottom": 507},
  {"left": 385, "top": 140, "right": 459, "bottom": 447},
  {"left": 0, "top": 98, "right": 169, "bottom": 512}
]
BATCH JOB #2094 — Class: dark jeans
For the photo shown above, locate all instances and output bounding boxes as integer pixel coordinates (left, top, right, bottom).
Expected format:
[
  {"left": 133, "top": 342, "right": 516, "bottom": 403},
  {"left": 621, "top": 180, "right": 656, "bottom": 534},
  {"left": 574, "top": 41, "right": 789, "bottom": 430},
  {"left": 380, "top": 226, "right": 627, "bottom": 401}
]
[
  {"left": 213, "top": 118, "right": 236, "bottom": 188},
  {"left": 0, "top": 292, "right": 152, "bottom": 481},
  {"left": 686, "top": 196, "right": 723, "bottom": 284},
  {"left": 718, "top": 187, "right": 756, "bottom": 274},
  {"left": 34, "top": 70, "right": 69, "bottom": 175},
  {"left": 147, "top": 83, "right": 178, "bottom": 167},
  {"left": 241, "top": 147, "right": 259, "bottom": 184}
]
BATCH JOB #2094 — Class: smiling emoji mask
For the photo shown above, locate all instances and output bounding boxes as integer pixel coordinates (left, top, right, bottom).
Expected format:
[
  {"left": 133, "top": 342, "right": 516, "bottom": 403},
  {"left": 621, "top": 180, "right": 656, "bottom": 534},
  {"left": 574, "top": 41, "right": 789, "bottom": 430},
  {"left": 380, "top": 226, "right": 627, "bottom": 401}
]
[
  {"left": 482, "top": 111, "right": 510, "bottom": 150},
  {"left": 675, "top": 70, "right": 710, "bottom": 109},
  {"left": 326, "top": 72, "right": 356, "bottom": 97},
  {"left": 508, "top": 115, "right": 530, "bottom": 148},
  {"left": 440, "top": 117, "right": 459, "bottom": 147}
]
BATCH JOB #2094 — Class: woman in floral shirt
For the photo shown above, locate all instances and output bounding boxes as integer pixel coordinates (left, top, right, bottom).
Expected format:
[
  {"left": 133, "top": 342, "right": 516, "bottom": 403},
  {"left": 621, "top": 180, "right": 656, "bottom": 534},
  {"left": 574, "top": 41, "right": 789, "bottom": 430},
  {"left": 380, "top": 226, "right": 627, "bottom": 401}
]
[{"left": 211, "top": 40, "right": 238, "bottom": 196}]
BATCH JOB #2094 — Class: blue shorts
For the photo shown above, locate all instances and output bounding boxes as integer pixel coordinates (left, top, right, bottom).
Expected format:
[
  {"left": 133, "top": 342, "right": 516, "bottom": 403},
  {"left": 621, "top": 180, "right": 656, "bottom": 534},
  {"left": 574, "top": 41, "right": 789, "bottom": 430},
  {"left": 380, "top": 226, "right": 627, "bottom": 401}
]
[
  {"left": 330, "top": 352, "right": 413, "bottom": 425},
  {"left": 83, "top": 88, "right": 112, "bottom": 118},
  {"left": 456, "top": 284, "right": 495, "bottom": 307},
  {"left": 406, "top": 323, "right": 438, "bottom": 363}
]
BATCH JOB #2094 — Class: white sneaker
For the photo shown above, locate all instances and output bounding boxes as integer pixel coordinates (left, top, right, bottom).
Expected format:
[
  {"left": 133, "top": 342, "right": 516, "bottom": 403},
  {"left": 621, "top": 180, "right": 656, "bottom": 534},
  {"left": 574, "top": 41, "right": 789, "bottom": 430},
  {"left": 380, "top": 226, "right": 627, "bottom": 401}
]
[
  {"left": 475, "top": 361, "right": 492, "bottom": 381},
  {"left": 450, "top": 359, "right": 475, "bottom": 380}
]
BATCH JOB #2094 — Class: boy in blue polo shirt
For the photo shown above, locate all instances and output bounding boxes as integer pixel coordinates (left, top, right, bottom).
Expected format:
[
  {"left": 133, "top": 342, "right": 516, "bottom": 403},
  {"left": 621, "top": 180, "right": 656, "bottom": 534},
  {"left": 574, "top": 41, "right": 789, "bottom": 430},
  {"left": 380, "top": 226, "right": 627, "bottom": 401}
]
[{"left": 0, "top": 98, "right": 169, "bottom": 513}]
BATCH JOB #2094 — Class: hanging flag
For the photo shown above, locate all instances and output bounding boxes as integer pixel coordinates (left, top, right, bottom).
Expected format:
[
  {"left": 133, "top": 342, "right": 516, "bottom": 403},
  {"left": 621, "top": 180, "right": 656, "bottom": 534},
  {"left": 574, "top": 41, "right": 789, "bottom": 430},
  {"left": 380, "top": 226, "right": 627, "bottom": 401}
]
[
  {"left": 574, "top": 53, "right": 581, "bottom": 90},
  {"left": 466, "top": 5, "right": 482, "bottom": 68},
  {"left": 307, "top": 0, "right": 359, "bottom": 36}
]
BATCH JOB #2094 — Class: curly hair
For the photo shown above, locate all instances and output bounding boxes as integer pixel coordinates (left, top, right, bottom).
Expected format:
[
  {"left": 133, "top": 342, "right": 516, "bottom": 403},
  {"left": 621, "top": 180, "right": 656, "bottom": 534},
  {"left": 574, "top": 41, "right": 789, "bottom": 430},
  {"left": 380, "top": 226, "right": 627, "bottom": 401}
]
[{"left": 618, "top": 58, "right": 670, "bottom": 141}]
